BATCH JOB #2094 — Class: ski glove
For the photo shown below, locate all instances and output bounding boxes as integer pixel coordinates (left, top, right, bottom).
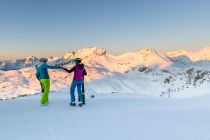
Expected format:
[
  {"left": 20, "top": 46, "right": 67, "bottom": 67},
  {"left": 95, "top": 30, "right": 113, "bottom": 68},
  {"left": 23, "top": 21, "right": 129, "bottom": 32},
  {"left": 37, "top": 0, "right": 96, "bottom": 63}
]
[{"left": 58, "top": 66, "right": 64, "bottom": 69}]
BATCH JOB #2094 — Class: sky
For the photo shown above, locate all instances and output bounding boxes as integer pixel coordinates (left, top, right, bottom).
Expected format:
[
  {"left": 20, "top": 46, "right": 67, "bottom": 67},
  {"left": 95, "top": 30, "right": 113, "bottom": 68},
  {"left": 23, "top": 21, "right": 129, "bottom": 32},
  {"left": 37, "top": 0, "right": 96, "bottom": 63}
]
[{"left": 0, "top": 0, "right": 210, "bottom": 60}]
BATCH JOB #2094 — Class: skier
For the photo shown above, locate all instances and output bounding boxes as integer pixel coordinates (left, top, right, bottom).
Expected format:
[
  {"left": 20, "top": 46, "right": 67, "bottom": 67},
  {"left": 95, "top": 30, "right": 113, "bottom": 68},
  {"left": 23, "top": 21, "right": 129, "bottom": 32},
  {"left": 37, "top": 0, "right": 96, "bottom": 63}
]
[
  {"left": 35, "top": 58, "right": 59, "bottom": 105},
  {"left": 60, "top": 58, "right": 87, "bottom": 107}
]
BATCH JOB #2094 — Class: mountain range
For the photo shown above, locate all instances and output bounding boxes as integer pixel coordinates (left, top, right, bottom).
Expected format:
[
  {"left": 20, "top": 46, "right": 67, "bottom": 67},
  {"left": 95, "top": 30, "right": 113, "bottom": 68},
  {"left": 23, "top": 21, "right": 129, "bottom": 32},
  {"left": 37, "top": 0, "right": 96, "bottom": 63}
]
[{"left": 1, "top": 47, "right": 210, "bottom": 100}]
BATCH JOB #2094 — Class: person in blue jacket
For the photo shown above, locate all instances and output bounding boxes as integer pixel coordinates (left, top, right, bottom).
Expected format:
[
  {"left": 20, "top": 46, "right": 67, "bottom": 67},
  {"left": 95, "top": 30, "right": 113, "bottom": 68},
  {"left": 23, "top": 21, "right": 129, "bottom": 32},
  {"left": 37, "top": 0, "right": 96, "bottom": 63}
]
[{"left": 35, "top": 58, "right": 58, "bottom": 105}]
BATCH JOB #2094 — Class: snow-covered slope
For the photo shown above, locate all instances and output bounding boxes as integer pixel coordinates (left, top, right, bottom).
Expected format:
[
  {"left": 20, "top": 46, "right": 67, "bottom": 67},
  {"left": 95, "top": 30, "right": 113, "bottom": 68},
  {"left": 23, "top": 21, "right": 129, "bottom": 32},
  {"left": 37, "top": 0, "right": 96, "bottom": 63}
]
[
  {"left": 1, "top": 92, "right": 210, "bottom": 140},
  {"left": 1, "top": 47, "right": 210, "bottom": 100}
]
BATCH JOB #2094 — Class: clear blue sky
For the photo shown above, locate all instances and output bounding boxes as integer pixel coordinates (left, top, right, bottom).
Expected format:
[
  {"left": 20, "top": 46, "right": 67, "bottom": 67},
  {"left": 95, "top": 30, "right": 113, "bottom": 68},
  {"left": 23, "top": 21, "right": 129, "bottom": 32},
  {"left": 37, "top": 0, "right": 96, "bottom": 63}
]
[{"left": 0, "top": 0, "right": 210, "bottom": 60}]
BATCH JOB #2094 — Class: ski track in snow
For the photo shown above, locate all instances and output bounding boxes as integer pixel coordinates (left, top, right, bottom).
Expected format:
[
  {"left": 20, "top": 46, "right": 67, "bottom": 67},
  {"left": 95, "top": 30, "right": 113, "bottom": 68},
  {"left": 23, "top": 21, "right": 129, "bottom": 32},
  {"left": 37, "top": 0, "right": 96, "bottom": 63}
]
[{"left": 1, "top": 91, "right": 210, "bottom": 140}]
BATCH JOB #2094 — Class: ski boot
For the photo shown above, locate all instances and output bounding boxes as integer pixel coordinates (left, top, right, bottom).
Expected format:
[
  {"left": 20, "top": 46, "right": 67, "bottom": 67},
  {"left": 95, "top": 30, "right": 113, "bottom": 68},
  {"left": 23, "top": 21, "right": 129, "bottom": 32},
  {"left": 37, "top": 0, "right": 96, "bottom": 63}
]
[
  {"left": 70, "top": 102, "right": 76, "bottom": 106},
  {"left": 78, "top": 102, "right": 83, "bottom": 107}
]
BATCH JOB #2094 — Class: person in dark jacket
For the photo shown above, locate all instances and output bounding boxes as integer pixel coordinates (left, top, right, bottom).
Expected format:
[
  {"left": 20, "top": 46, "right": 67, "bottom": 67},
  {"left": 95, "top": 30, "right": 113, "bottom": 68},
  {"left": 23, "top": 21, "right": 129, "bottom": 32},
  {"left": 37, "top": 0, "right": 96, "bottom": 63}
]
[
  {"left": 60, "top": 58, "right": 87, "bottom": 107},
  {"left": 35, "top": 58, "right": 58, "bottom": 105}
]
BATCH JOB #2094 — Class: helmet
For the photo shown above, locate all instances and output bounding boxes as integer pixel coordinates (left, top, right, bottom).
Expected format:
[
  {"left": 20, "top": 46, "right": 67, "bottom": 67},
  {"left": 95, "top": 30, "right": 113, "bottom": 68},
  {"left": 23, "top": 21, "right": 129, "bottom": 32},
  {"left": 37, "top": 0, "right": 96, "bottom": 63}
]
[
  {"left": 39, "top": 58, "right": 48, "bottom": 63},
  {"left": 74, "top": 58, "right": 82, "bottom": 64}
]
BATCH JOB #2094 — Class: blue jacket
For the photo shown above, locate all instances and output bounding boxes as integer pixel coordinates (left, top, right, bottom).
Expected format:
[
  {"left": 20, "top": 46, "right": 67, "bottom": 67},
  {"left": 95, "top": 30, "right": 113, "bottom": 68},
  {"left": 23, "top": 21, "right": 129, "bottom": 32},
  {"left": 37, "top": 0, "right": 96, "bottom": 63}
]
[{"left": 35, "top": 63, "right": 58, "bottom": 80}]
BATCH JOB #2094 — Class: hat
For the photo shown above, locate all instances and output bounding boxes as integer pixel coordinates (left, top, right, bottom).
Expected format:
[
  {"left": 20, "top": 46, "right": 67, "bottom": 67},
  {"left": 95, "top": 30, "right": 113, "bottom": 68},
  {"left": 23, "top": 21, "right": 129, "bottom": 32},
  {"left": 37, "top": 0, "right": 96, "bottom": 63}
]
[
  {"left": 39, "top": 58, "right": 48, "bottom": 63},
  {"left": 74, "top": 58, "right": 82, "bottom": 63}
]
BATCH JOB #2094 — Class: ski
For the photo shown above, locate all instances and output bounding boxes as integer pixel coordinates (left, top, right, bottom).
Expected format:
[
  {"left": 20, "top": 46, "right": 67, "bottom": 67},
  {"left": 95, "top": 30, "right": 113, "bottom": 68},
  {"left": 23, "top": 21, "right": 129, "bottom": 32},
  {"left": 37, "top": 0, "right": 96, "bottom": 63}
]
[
  {"left": 82, "top": 76, "right": 85, "bottom": 104},
  {"left": 48, "top": 58, "right": 75, "bottom": 67},
  {"left": 79, "top": 76, "right": 85, "bottom": 104}
]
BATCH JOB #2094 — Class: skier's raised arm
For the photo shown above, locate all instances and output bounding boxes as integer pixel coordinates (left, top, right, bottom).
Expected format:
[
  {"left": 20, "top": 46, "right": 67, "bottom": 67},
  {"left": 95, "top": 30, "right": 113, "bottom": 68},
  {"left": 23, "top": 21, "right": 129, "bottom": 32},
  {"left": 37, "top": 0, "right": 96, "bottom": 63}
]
[
  {"left": 42, "top": 64, "right": 58, "bottom": 69},
  {"left": 61, "top": 65, "right": 76, "bottom": 73}
]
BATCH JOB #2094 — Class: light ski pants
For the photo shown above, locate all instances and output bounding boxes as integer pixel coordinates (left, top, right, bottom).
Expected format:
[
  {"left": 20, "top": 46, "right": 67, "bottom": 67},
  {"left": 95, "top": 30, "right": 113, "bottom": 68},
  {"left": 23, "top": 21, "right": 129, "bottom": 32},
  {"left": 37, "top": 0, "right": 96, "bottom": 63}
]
[
  {"left": 40, "top": 79, "right": 50, "bottom": 104},
  {"left": 70, "top": 80, "right": 83, "bottom": 103}
]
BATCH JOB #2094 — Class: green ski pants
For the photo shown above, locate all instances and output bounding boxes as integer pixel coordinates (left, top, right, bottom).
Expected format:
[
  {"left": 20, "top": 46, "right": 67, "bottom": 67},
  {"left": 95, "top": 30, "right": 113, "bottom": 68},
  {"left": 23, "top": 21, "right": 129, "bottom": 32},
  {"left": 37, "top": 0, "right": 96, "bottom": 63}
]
[{"left": 40, "top": 79, "right": 50, "bottom": 104}]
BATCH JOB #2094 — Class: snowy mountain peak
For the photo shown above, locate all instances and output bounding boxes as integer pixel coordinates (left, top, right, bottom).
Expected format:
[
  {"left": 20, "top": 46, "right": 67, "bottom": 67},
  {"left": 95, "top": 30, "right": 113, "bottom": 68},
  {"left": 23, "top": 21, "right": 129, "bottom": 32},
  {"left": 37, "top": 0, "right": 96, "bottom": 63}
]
[
  {"left": 195, "top": 46, "right": 210, "bottom": 54},
  {"left": 199, "top": 47, "right": 210, "bottom": 52},
  {"left": 63, "top": 47, "right": 106, "bottom": 59},
  {"left": 0, "top": 56, "right": 39, "bottom": 71},
  {"left": 137, "top": 48, "right": 157, "bottom": 55},
  {"left": 167, "top": 47, "right": 210, "bottom": 61},
  {"left": 193, "top": 47, "right": 210, "bottom": 61},
  {"left": 23, "top": 56, "right": 38, "bottom": 64},
  {"left": 135, "top": 48, "right": 172, "bottom": 67},
  {"left": 166, "top": 49, "right": 191, "bottom": 57}
]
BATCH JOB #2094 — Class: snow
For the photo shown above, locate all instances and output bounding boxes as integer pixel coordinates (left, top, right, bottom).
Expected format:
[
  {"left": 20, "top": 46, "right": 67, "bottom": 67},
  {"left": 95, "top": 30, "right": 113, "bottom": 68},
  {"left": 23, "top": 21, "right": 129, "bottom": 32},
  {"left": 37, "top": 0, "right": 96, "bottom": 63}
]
[{"left": 1, "top": 92, "right": 210, "bottom": 140}]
